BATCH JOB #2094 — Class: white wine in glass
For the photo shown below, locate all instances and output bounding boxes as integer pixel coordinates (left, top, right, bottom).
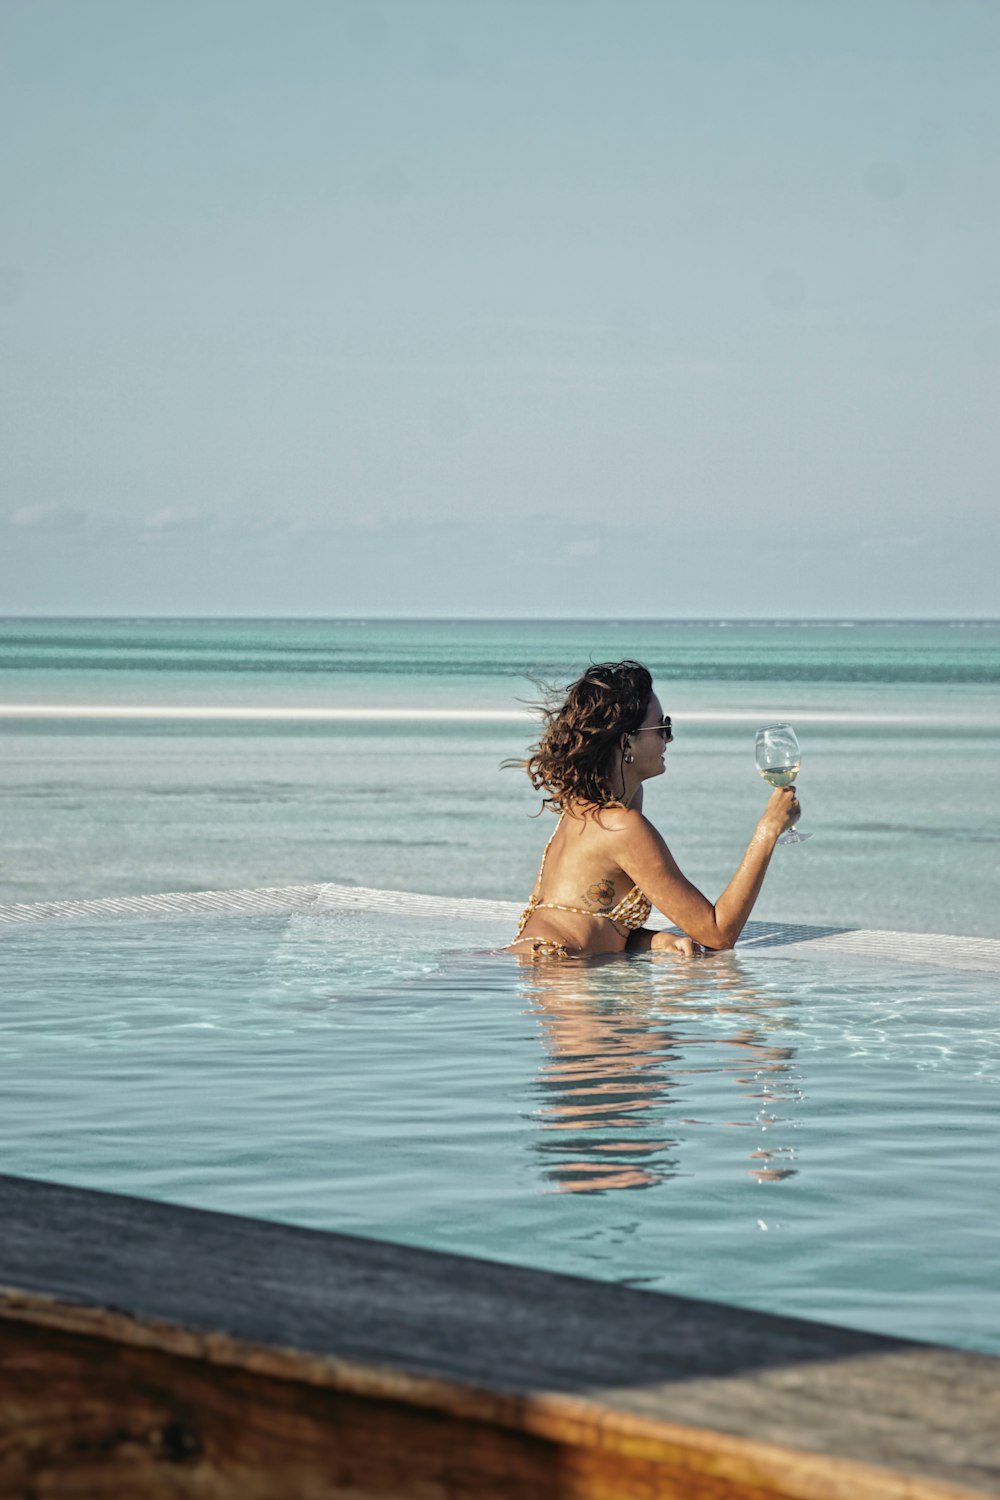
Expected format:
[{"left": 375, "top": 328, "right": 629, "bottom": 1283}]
[{"left": 755, "top": 723, "right": 812, "bottom": 844}]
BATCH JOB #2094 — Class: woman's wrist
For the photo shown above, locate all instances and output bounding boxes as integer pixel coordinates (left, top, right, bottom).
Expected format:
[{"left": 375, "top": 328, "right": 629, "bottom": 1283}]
[{"left": 752, "top": 819, "right": 781, "bottom": 849}]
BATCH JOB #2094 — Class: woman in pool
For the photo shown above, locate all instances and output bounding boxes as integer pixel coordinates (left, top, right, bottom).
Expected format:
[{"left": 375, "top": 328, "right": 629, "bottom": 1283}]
[{"left": 509, "top": 660, "right": 801, "bottom": 960}]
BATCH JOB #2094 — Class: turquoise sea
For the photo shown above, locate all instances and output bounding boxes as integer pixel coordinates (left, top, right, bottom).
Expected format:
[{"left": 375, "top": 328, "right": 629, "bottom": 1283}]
[{"left": 2, "top": 617, "right": 999, "bottom": 938}]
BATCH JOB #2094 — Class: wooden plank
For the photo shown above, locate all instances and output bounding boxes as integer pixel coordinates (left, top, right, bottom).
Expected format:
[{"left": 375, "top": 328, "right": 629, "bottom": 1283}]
[{"left": 0, "top": 1173, "right": 997, "bottom": 1498}]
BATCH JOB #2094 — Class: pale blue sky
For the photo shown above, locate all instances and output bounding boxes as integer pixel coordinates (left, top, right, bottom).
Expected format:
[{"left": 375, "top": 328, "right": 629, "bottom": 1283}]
[{"left": 2, "top": 0, "right": 997, "bottom": 615}]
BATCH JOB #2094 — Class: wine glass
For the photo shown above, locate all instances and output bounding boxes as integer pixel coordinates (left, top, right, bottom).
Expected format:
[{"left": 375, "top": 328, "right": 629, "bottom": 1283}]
[{"left": 755, "top": 723, "right": 812, "bottom": 845}]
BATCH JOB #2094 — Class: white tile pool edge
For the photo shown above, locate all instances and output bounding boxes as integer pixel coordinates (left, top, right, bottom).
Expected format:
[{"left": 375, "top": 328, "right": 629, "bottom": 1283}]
[{"left": 1, "top": 882, "right": 998, "bottom": 972}]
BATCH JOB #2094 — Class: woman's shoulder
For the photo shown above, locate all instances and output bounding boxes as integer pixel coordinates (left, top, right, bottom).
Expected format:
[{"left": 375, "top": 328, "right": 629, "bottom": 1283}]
[{"left": 566, "top": 801, "right": 651, "bottom": 840}]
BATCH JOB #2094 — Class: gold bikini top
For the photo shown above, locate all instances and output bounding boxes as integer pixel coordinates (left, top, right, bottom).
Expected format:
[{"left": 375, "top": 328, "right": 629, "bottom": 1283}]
[{"left": 514, "top": 818, "right": 653, "bottom": 941}]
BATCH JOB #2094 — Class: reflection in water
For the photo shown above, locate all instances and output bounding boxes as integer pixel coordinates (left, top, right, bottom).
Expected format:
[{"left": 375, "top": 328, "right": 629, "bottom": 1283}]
[{"left": 516, "top": 951, "right": 803, "bottom": 1194}]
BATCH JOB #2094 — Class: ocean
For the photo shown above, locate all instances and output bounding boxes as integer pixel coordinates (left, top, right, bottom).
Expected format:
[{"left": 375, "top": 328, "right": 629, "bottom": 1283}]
[{"left": 2, "top": 617, "right": 999, "bottom": 939}]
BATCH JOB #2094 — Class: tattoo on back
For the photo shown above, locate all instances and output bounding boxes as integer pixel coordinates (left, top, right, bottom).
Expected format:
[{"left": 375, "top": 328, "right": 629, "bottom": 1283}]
[{"left": 584, "top": 879, "right": 616, "bottom": 911}]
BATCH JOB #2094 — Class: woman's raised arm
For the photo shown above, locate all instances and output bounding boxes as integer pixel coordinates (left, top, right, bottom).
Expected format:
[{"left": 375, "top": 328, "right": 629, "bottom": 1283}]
[{"left": 612, "top": 789, "right": 800, "bottom": 950}]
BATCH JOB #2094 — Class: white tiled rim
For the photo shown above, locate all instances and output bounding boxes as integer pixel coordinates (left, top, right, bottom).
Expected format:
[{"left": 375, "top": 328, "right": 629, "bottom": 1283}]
[{"left": 1, "top": 882, "right": 998, "bottom": 973}]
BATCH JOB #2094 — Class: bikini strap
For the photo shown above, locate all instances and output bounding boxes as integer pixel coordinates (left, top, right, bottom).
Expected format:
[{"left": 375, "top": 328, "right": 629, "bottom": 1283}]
[
  {"left": 515, "top": 815, "right": 563, "bottom": 939},
  {"left": 534, "top": 815, "right": 562, "bottom": 886}
]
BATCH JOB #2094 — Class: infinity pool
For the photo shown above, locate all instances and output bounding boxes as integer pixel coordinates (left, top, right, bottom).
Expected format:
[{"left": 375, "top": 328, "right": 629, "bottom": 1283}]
[{"left": 2, "top": 890, "right": 997, "bottom": 1355}]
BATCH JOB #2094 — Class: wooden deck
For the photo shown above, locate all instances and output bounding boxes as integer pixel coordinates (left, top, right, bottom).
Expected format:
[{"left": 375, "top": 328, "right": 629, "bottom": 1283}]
[{"left": 0, "top": 1173, "right": 996, "bottom": 1499}]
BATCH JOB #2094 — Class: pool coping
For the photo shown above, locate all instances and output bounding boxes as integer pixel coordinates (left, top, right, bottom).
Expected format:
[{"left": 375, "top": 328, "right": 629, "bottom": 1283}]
[
  {"left": 1, "top": 879, "right": 999, "bottom": 971},
  {"left": 1, "top": 1172, "right": 997, "bottom": 1500}
]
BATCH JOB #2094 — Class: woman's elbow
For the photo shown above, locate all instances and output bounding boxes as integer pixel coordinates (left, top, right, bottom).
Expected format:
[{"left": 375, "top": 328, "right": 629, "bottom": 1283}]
[{"left": 701, "top": 912, "right": 739, "bottom": 950}]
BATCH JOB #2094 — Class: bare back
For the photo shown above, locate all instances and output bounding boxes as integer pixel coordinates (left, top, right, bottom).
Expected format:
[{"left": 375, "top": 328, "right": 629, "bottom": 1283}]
[{"left": 513, "top": 804, "right": 649, "bottom": 956}]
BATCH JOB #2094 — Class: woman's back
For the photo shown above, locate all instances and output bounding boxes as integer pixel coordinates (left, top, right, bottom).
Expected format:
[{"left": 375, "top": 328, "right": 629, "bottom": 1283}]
[{"left": 513, "top": 807, "right": 652, "bottom": 957}]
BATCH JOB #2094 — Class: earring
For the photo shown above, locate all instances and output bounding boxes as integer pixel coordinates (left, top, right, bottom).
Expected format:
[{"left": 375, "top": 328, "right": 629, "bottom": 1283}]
[{"left": 623, "top": 745, "right": 634, "bottom": 764}]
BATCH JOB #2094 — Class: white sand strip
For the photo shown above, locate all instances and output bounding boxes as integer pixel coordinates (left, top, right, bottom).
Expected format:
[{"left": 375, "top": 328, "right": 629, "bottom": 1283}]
[
  {"left": 1, "top": 704, "right": 997, "bottom": 727},
  {"left": 0, "top": 705, "right": 529, "bottom": 722}
]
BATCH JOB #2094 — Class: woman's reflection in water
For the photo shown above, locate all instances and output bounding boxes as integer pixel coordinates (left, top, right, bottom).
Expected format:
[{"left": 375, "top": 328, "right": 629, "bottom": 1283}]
[{"left": 516, "top": 948, "right": 803, "bottom": 1194}]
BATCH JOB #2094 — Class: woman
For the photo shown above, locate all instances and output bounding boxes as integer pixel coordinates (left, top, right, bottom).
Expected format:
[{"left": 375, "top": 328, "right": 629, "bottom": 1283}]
[{"left": 509, "top": 660, "right": 801, "bottom": 960}]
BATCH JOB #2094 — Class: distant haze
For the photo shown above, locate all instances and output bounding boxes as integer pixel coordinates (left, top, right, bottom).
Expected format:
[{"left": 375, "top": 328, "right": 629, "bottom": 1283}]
[{"left": 2, "top": 0, "right": 998, "bottom": 617}]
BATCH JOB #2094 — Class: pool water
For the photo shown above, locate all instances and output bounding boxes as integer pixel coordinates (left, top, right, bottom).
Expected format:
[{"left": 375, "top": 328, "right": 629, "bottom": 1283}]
[{"left": 2, "top": 900, "right": 998, "bottom": 1356}]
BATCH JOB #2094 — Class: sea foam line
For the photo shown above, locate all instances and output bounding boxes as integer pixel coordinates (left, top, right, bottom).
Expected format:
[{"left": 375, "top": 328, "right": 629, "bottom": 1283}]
[
  {"left": 0, "top": 705, "right": 528, "bottom": 722},
  {"left": 0, "top": 704, "right": 995, "bottom": 726}
]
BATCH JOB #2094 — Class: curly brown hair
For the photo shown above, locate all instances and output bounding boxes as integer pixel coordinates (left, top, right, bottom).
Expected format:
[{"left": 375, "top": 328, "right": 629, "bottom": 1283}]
[{"left": 510, "top": 660, "right": 654, "bottom": 813}]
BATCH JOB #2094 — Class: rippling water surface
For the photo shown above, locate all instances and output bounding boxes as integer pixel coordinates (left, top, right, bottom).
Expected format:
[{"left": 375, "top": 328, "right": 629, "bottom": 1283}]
[{"left": 2, "top": 905, "right": 997, "bottom": 1355}]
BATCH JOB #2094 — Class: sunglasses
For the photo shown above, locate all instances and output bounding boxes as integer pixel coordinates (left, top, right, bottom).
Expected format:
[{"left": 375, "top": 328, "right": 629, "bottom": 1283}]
[{"left": 633, "top": 715, "right": 673, "bottom": 742}]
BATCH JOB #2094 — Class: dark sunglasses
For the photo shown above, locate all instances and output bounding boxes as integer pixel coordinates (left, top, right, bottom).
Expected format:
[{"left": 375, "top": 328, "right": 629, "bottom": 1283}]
[{"left": 633, "top": 715, "right": 673, "bottom": 742}]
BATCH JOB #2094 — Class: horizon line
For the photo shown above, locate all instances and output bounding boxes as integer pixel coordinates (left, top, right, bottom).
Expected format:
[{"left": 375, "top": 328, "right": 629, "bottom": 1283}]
[{"left": 2, "top": 615, "right": 998, "bottom": 626}]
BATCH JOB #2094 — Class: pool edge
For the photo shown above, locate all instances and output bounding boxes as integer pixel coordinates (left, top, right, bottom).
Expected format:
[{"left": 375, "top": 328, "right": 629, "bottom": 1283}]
[
  {"left": 2, "top": 879, "right": 999, "bottom": 971},
  {"left": 0, "top": 1173, "right": 996, "bottom": 1500}
]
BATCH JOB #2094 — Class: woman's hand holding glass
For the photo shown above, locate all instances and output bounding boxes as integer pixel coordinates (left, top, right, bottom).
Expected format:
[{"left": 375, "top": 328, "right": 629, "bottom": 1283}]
[
  {"left": 754, "top": 723, "right": 811, "bottom": 845},
  {"left": 758, "top": 786, "right": 802, "bottom": 844}
]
